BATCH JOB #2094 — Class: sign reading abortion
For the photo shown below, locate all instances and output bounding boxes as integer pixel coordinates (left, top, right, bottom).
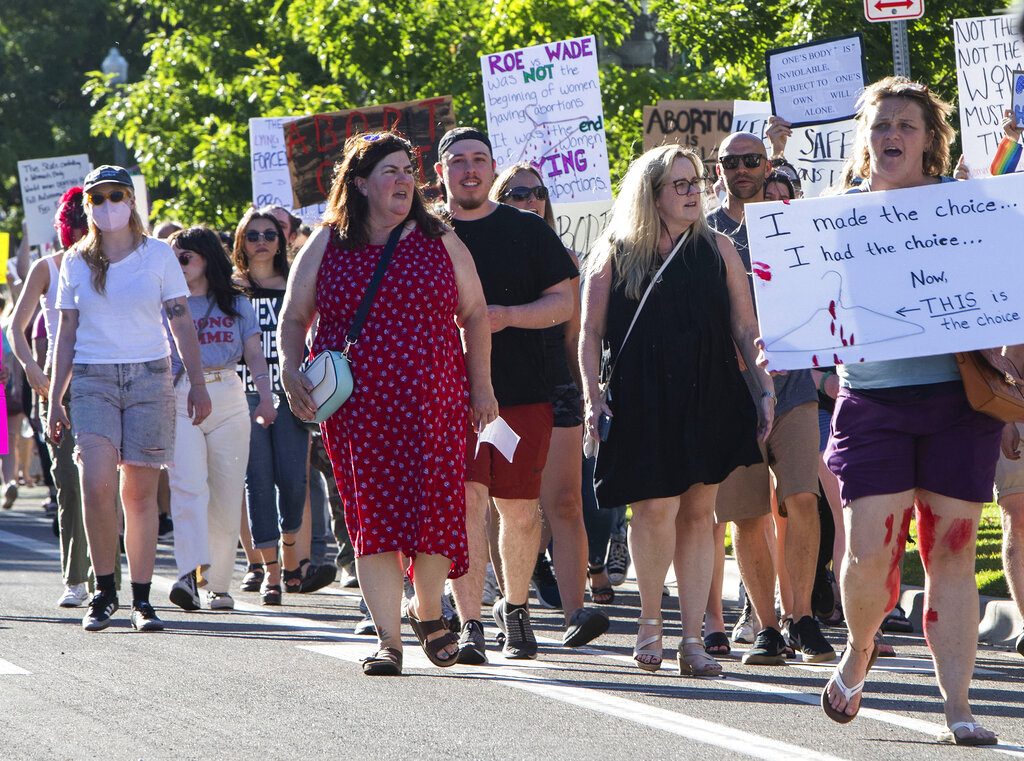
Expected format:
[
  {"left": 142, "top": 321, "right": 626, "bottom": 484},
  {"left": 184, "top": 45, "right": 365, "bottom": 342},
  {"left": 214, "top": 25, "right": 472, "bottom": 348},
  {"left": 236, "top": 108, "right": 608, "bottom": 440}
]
[
  {"left": 766, "top": 34, "right": 867, "bottom": 127},
  {"left": 746, "top": 173, "right": 1024, "bottom": 371},
  {"left": 17, "top": 154, "right": 91, "bottom": 254},
  {"left": 481, "top": 35, "right": 612, "bottom": 204},
  {"left": 641, "top": 100, "right": 734, "bottom": 161},
  {"left": 250, "top": 116, "right": 325, "bottom": 225},
  {"left": 283, "top": 97, "right": 456, "bottom": 208},
  {"left": 954, "top": 14, "right": 1024, "bottom": 177}
]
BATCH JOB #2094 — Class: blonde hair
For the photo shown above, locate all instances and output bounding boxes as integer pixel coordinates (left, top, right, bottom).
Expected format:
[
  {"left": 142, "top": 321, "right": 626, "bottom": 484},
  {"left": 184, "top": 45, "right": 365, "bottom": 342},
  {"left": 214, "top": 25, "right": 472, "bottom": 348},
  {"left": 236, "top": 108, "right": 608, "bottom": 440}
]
[
  {"left": 77, "top": 189, "right": 148, "bottom": 294},
  {"left": 588, "top": 145, "right": 713, "bottom": 301}
]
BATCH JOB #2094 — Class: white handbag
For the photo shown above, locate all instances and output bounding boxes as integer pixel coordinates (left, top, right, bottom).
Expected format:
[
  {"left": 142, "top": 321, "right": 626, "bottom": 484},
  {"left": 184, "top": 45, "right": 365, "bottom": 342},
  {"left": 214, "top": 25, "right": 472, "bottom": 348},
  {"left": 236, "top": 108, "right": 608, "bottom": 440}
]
[{"left": 304, "top": 350, "right": 354, "bottom": 424}]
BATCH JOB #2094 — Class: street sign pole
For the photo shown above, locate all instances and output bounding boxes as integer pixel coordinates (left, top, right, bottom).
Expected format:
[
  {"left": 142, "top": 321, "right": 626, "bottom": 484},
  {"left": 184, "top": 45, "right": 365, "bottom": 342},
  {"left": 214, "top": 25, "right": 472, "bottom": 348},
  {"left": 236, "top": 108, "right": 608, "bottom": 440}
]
[{"left": 891, "top": 19, "right": 911, "bottom": 78}]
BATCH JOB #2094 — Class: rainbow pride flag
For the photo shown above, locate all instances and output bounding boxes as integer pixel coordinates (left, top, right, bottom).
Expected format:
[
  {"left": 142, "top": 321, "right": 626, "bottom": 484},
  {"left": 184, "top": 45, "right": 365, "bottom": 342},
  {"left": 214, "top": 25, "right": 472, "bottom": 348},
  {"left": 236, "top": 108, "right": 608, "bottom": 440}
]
[{"left": 990, "top": 136, "right": 1022, "bottom": 175}]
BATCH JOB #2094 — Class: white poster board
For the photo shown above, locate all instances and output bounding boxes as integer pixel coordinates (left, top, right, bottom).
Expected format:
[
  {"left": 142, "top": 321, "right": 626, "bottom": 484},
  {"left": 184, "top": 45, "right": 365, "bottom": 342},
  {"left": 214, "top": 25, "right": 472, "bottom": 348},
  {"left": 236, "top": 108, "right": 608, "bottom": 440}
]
[
  {"left": 481, "top": 36, "right": 612, "bottom": 204},
  {"left": 552, "top": 199, "right": 612, "bottom": 255},
  {"left": 766, "top": 34, "right": 866, "bottom": 127},
  {"left": 732, "top": 101, "right": 856, "bottom": 198},
  {"left": 17, "top": 154, "right": 91, "bottom": 254},
  {"left": 249, "top": 116, "right": 326, "bottom": 226},
  {"left": 746, "top": 173, "right": 1024, "bottom": 371},
  {"left": 954, "top": 14, "right": 1024, "bottom": 177}
]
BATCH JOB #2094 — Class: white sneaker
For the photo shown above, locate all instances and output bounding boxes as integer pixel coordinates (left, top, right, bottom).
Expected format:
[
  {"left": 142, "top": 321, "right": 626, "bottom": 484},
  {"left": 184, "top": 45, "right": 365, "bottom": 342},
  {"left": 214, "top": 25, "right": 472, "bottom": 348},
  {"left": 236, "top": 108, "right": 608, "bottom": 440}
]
[
  {"left": 58, "top": 583, "right": 89, "bottom": 608},
  {"left": 206, "top": 592, "right": 235, "bottom": 610}
]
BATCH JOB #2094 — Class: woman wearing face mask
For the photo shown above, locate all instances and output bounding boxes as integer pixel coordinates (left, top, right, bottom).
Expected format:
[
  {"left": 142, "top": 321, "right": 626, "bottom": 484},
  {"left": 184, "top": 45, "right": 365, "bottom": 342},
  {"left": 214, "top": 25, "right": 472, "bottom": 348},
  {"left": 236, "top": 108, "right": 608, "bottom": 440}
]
[{"left": 48, "top": 165, "right": 211, "bottom": 632}]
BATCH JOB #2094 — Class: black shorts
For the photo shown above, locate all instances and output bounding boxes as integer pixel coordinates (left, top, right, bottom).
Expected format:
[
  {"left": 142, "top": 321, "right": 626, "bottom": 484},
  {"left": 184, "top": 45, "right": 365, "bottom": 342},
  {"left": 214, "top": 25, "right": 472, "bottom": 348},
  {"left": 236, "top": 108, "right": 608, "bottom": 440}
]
[{"left": 551, "top": 382, "right": 583, "bottom": 428}]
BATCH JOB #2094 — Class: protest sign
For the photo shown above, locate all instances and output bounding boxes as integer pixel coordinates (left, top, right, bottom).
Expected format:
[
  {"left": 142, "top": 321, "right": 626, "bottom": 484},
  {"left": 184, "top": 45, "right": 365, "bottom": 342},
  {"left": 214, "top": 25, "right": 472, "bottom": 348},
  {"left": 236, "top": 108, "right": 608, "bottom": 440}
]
[
  {"left": 954, "top": 14, "right": 1024, "bottom": 177},
  {"left": 1013, "top": 70, "right": 1024, "bottom": 128},
  {"left": 552, "top": 199, "right": 612, "bottom": 255},
  {"left": 17, "top": 154, "right": 91, "bottom": 254},
  {"left": 766, "top": 34, "right": 866, "bottom": 127},
  {"left": 481, "top": 36, "right": 612, "bottom": 204},
  {"left": 732, "top": 100, "right": 856, "bottom": 198},
  {"left": 746, "top": 173, "right": 1024, "bottom": 371},
  {"left": 250, "top": 116, "right": 326, "bottom": 225},
  {"left": 641, "top": 100, "right": 734, "bottom": 160},
  {"left": 0, "top": 233, "right": 8, "bottom": 284},
  {"left": 282, "top": 97, "right": 455, "bottom": 209}
]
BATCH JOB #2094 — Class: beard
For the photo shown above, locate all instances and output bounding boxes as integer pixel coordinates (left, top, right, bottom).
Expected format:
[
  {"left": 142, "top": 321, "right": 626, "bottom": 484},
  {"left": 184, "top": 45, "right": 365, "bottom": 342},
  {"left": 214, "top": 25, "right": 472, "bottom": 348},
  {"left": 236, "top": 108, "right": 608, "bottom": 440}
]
[{"left": 725, "top": 175, "right": 765, "bottom": 201}]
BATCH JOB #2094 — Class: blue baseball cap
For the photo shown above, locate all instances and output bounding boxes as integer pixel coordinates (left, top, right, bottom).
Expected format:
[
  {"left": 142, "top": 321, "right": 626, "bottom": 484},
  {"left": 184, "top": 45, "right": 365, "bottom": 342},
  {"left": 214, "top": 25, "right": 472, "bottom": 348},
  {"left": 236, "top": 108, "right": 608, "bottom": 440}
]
[{"left": 83, "top": 165, "right": 133, "bottom": 193}]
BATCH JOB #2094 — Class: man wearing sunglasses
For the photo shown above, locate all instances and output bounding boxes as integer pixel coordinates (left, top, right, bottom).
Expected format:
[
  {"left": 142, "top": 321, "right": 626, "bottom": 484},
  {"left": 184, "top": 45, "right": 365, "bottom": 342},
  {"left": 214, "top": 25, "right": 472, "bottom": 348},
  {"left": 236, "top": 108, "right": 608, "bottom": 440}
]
[{"left": 708, "top": 132, "right": 835, "bottom": 667}]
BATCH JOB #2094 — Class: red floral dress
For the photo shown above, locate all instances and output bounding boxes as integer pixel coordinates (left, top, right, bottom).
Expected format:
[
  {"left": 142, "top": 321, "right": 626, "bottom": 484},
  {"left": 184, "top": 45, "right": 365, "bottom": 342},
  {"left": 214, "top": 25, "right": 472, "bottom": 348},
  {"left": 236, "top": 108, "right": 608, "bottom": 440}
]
[{"left": 313, "top": 226, "right": 469, "bottom": 578}]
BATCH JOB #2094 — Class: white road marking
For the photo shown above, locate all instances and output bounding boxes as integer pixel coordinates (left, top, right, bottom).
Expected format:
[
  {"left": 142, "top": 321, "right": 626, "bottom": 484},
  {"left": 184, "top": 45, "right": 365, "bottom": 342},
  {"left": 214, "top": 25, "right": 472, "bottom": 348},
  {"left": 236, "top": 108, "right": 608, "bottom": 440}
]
[{"left": 0, "top": 658, "right": 31, "bottom": 675}]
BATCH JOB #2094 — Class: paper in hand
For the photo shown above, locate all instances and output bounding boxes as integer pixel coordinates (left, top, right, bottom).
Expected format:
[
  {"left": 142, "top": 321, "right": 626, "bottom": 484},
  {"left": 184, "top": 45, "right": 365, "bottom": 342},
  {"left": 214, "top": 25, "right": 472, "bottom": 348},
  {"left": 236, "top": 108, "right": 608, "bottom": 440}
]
[{"left": 474, "top": 415, "right": 521, "bottom": 463}]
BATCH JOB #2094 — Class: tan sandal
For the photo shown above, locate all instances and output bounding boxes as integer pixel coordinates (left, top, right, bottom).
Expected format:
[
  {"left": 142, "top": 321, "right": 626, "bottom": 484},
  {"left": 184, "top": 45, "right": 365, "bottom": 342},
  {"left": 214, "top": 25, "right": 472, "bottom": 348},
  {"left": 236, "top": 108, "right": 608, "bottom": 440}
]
[
  {"left": 678, "top": 636, "right": 723, "bottom": 677},
  {"left": 633, "top": 617, "right": 663, "bottom": 672}
]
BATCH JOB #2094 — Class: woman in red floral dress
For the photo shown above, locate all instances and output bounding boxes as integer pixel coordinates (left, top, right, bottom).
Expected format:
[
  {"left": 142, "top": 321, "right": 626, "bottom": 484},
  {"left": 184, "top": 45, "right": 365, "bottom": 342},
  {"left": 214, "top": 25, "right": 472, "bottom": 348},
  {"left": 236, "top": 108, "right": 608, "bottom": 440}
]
[{"left": 279, "top": 132, "right": 496, "bottom": 675}]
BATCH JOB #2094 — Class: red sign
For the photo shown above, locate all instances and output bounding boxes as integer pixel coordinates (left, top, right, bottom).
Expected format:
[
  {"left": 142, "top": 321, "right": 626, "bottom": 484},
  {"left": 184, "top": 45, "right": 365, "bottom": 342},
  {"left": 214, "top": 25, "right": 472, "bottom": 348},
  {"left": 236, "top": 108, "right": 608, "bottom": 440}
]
[{"left": 864, "top": 0, "right": 923, "bottom": 22}]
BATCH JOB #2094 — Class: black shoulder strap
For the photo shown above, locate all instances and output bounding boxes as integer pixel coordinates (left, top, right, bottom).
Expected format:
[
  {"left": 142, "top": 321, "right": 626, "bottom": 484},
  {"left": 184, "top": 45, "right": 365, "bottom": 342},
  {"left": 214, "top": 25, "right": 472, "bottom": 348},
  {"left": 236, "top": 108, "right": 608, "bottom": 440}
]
[{"left": 344, "top": 223, "right": 405, "bottom": 351}]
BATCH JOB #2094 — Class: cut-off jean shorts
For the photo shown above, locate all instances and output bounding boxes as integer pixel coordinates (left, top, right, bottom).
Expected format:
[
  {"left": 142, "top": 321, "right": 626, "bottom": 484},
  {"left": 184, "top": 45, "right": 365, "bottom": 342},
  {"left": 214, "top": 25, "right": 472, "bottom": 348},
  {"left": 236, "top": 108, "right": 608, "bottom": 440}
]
[{"left": 69, "top": 358, "right": 176, "bottom": 467}]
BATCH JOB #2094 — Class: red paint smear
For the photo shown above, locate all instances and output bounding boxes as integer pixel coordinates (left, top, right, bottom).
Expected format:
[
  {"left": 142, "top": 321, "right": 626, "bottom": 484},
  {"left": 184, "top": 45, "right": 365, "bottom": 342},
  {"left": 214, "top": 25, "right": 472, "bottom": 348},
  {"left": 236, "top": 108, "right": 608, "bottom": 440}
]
[
  {"left": 753, "top": 267, "right": 772, "bottom": 282},
  {"left": 830, "top": 321, "right": 836, "bottom": 335},
  {"left": 923, "top": 608, "right": 938, "bottom": 646},
  {"left": 925, "top": 609, "right": 938, "bottom": 623},
  {"left": 859, "top": 357, "right": 865, "bottom": 362},
  {"left": 884, "top": 514, "right": 894, "bottom": 545},
  {"left": 849, "top": 333, "right": 855, "bottom": 345},
  {"left": 943, "top": 518, "right": 973, "bottom": 554},
  {"left": 916, "top": 501, "right": 939, "bottom": 572},
  {"left": 840, "top": 326, "right": 847, "bottom": 346},
  {"left": 811, "top": 354, "right": 819, "bottom": 367},
  {"left": 833, "top": 353, "right": 842, "bottom": 365},
  {"left": 782, "top": 198, "right": 791, "bottom": 205},
  {"left": 828, "top": 300, "right": 836, "bottom": 318},
  {"left": 885, "top": 507, "right": 913, "bottom": 611},
  {"left": 753, "top": 261, "right": 771, "bottom": 269}
]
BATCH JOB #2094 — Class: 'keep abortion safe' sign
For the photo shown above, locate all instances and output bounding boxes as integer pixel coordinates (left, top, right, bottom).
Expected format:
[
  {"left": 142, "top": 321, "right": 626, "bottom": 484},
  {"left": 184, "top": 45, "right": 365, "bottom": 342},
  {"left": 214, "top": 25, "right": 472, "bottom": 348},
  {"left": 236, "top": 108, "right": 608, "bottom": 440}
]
[
  {"left": 746, "top": 174, "right": 1024, "bottom": 371},
  {"left": 481, "top": 36, "right": 612, "bottom": 204}
]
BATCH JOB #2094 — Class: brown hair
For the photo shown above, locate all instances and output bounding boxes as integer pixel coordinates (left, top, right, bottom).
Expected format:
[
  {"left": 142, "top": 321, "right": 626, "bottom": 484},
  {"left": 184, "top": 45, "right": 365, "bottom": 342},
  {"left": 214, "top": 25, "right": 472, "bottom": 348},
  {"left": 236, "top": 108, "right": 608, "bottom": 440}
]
[
  {"left": 77, "top": 189, "right": 148, "bottom": 294},
  {"left": 232, "top": 208, "right": 289, "bottom": 289},
  {"left": 320, "top": 131, "right": 445, "bottom": 249},
  {"left": 490, "top": 163, "right": 556, "bottom": 229},
  {"left": 852, "top": 76, "right": 955, "bottom": 181}
]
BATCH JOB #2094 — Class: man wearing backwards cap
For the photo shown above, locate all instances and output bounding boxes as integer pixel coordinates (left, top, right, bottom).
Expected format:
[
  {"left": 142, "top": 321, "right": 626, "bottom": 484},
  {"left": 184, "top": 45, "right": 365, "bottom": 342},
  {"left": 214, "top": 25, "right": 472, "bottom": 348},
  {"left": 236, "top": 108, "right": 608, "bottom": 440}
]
[{"left": 435, "top": 127, "right": 604, "bottom": 662}]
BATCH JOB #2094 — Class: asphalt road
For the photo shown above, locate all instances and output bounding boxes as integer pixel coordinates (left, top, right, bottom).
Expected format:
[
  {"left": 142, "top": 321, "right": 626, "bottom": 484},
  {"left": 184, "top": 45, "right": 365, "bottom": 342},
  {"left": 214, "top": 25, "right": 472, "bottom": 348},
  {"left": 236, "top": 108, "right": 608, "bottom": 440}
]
[{"left": 1, "top": 488, "right": 1023, "bottom": 761}]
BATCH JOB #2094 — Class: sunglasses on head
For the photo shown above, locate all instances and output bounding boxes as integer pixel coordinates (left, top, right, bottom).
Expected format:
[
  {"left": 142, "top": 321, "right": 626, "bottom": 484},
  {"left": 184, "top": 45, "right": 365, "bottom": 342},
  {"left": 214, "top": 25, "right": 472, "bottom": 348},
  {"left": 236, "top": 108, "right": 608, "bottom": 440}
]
[
  {"left": 502, "top": 186, "right": 548, "bottom": 202},
  {"left": 245, "top": 230, "right": 279, "bottom": 243},
  {"left": 88, "top": 190, "right": 127, "bottom": 205},
  {"left": 719, "top": 153, "right": 764, "bottom": 170}
]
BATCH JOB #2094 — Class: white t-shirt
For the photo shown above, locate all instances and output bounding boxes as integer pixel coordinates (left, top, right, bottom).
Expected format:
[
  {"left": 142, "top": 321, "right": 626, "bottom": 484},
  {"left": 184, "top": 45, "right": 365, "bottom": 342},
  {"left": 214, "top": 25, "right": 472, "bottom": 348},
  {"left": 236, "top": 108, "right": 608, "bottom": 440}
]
[{"left": 56, "top": 237, "right": 190, "bottom": 364}]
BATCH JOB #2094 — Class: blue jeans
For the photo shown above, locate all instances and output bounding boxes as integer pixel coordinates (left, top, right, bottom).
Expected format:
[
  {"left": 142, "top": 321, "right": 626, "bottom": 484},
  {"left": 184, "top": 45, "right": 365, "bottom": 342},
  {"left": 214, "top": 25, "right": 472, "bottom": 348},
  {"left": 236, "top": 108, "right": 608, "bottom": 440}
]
[
  {"left": 309, "top": 465, "right": 329, "bottom": 565},
  {"left": 245, "top": 394, "right": 309, "bottom": 548}
]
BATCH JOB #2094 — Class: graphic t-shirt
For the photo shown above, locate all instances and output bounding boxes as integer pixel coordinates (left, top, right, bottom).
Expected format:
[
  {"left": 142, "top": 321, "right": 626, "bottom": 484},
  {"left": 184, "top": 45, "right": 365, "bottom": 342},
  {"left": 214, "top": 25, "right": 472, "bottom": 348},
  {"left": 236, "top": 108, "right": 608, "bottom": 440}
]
[
  {"left": 237, "top": 286, "right": 285, "bottom": 394},
  {"left": 169, "top": 294, "right": 260, "bottom": 377},
  {"left": 452, "top": 204, "right": 578, "bottom": 406}
]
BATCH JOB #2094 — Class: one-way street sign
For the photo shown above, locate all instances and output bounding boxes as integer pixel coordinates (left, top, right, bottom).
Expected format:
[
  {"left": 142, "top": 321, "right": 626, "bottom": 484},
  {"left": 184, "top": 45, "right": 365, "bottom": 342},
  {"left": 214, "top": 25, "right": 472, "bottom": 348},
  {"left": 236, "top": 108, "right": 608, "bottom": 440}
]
[{"left": 864, "top": 0, "right": 924, "bottom": 23}]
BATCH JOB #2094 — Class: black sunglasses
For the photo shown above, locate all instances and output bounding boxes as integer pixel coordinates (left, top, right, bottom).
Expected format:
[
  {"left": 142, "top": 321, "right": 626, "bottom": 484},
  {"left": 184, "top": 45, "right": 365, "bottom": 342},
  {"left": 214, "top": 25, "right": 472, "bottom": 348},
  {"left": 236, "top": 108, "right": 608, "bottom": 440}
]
[
  {"left": 88, "top": 190, "right": 127, "bottom": 205},
  {"left": 502, "top": 186, "right": 548, "bottom": 202},
  {"left": 719, "top": 153, "right": 764, "bottom": 170},
  {"left": 177, "top": 252, "right": 197, "bottom": 265},
  {"left": 245, "top": 230, "right": 279, "bottom": 243}
]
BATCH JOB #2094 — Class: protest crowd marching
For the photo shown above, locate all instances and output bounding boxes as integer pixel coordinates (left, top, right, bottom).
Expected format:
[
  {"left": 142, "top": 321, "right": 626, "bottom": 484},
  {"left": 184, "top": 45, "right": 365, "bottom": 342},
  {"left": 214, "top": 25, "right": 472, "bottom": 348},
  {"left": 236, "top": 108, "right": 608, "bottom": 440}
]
[{"left": 5, "top": 3, "right": 1024, "bottom": 750}]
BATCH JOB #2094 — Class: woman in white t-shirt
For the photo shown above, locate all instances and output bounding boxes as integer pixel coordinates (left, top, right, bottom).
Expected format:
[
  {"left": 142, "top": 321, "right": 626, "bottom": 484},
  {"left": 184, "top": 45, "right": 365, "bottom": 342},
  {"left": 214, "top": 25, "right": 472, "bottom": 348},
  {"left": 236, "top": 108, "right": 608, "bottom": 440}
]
[{"left": 48, "top": 165, "right": 211, "bottom": 633}]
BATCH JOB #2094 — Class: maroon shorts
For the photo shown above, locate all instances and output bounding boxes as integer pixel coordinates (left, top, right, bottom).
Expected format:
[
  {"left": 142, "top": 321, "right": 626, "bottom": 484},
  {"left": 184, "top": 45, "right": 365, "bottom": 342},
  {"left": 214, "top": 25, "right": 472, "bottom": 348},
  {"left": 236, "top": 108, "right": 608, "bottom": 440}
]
[
  {"left": 825, "top": 381, "right": 1002, "bottom": 506},
  {"left": 466, "top": 402, "right": 553, "bottom": 500}
]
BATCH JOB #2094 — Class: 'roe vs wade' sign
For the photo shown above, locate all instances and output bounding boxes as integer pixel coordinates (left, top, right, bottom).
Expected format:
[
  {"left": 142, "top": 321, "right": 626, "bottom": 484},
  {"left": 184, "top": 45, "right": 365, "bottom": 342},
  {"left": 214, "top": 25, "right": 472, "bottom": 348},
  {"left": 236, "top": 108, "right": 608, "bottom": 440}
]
[
  {"left": 481, "top": 36, "right": 612, "bottom": 204},
  {"left": 746, "top": 173, "right": 1024, "bottom": 371}
]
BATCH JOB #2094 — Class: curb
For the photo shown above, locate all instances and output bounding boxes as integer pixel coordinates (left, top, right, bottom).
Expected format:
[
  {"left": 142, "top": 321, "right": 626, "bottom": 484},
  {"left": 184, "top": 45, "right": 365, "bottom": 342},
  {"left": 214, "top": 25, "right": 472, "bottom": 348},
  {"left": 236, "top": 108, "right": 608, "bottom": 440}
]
[{"left": 899, "top": 587, "right": 1022, "bottom": 649}]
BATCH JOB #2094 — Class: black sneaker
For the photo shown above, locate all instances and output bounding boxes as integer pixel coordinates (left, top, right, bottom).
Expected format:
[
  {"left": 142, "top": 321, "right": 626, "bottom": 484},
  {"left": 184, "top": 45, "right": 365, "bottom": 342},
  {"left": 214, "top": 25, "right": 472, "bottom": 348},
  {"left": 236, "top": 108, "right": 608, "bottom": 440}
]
[
  {"left": 130, "top": 602, "right": 165, "bottom": 632},
  {"left": 169, "top": 570, "right": 201, "bottom": 611},
  {"left": 353, "top": 597, "right": 377, "bottom": 636},
  {"left": 82, "top": 593, "right": 119, "bottom": 631},
  {"left": 787, "top": 615, "right": 836, "bottom": 663},
  {"left": 493, "top": 599, "right": 537, "bottom": 659},
  {"left": 741, "top": 627, "right": 787, "bottom": 665},
  {"left": 605, "top": 533, "right": 630, "bottom": 586},
  {"left": 531, "top": 553, "right": 561, "bottom": 609},
  {"left": 158, "top": 513, "right": 174, "bottom": 542},
  {"left": 562, "top": 607, "right": 610, "bottom": 648},
  {"left": 456, "top": 619, "right": 488, "bottom": 665}
]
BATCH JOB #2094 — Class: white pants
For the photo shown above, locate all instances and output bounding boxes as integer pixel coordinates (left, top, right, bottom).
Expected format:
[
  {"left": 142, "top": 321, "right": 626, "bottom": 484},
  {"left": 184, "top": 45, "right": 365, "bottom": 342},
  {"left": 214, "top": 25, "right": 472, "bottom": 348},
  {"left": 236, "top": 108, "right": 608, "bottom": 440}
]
[{"left": 168, "top": 372, "right": 251, "bottom": 593}]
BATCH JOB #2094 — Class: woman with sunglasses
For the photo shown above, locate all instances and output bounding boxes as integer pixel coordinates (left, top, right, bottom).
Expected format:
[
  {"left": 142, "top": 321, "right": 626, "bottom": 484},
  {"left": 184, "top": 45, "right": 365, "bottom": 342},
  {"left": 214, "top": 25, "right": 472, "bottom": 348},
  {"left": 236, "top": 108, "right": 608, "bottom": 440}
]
[
  {"left": 48, "top": 165, "right": 211, "bottom": 632},
  {"left": 163, "top": 226, "right": 274, "bottom": 611},
  {"left": 580, "top": 146, "right": 772, "bottom": 677},
  {"left": 490, "top": 164, "right": 612, "bottom": 639},
  {"left": 232, "top": 209, "right": 334, "bottom": 604}
]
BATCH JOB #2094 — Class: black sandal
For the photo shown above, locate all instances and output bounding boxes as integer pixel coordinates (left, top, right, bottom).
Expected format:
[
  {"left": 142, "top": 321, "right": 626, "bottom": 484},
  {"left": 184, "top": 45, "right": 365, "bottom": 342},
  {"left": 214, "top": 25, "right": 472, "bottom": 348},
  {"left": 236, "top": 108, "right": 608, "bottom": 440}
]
[
  {"left": 240, "top": 563, "right": 264, "bottom": 592},
  {"left": 407, "top": 610, "right": 459, "bottom": 668},
  {"left": 260, "top": 559, "right": 281, "bottom": 605},
  {"left": 362, "top": 646, "right": 402, "bottom": 676},
  {"left": 587, "top": 565, "right": 615, "bottom": 605},
  {"left": 284, "top": 559, "right": 337, "bottom": 594}
]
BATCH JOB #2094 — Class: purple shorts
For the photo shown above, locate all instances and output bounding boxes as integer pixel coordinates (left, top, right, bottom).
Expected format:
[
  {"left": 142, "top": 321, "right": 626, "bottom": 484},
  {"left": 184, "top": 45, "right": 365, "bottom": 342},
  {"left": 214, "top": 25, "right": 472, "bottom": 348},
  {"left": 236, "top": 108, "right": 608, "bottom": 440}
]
[{"left": 825, "top": 380, "right": 1002, "bottom": 506}]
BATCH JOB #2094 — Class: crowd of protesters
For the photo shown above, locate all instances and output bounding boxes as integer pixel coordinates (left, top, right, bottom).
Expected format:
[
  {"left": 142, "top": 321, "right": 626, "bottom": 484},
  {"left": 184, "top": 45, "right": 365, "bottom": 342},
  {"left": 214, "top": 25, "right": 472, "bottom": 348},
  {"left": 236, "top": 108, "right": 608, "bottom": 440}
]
[{"left": 4, "top": 67, "right": 1024, "bottom": 746}]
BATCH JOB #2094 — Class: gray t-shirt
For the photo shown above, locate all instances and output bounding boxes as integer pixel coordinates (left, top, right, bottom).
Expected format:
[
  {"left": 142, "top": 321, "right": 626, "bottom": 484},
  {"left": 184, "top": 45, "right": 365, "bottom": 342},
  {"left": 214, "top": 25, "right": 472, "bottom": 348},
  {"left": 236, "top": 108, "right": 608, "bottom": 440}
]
[
  {"left": 708, "top": 207, "right": 816, "bottom": 416},
  {"left": 169, "top": 294, "right": 260, "bottom": 377}
]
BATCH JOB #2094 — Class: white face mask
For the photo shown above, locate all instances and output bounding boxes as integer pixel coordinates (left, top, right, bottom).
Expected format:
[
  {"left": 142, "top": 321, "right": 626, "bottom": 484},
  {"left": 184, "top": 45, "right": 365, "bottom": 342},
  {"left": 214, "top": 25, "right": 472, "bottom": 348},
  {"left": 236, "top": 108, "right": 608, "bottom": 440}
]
[{"left": 90, "top": 200, "right": 132, "bottom": 233}]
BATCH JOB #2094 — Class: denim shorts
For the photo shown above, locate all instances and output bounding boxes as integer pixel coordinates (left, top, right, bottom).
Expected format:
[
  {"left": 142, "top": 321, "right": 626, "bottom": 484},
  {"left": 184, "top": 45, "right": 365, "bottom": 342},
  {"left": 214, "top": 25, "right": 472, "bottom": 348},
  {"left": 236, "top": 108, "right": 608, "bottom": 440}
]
[{"left": 69, "top": 358, "right": 176, "bottom": 466}]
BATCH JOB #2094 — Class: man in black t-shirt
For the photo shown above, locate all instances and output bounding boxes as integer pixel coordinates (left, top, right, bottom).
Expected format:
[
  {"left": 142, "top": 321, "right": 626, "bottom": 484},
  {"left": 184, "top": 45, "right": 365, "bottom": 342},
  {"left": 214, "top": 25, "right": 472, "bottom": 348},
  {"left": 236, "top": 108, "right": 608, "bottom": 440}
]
[{"left": 435, "top": 127, "right": 585, "bottom": 663}]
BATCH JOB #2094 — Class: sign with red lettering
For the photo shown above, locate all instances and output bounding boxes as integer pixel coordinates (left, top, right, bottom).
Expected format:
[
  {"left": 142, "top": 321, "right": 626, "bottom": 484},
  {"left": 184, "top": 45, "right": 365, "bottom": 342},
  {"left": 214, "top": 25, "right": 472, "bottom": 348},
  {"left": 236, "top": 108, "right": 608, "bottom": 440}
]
[
  {"left": 481, "top": 36, "right": 612, "bottom": 203},
  {"left": 864, "top": 0, "right": 923, "bottom": 23},
  {"left": 642, "top": 100, "right": 734, "bottom": 160},
  {"left": 282, "top": 97, "right": 456, "bottom": 208}
]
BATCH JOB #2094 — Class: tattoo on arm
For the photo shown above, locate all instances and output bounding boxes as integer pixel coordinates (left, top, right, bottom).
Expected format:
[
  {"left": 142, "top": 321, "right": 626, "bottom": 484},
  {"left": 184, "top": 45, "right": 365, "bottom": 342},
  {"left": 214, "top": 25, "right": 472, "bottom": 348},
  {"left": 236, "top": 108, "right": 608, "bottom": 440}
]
[{"left": 167, "top": 302, "right": 188, "bottom": 320}]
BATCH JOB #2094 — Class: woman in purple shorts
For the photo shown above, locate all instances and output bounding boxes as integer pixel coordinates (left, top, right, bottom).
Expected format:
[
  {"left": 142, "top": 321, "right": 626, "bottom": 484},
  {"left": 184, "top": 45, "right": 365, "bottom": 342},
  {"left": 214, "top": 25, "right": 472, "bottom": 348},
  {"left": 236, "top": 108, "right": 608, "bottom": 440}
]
[{"left": 820, "top": 78, "right": 1003, "bottom": 746}]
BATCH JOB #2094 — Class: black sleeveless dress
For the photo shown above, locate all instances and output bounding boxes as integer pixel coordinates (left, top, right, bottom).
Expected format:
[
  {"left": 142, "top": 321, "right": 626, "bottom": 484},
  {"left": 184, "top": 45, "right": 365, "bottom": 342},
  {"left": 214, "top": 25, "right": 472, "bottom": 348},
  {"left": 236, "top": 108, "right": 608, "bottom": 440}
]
[{"left": 594, "top": 233, "right": 762, "bottom": 507}]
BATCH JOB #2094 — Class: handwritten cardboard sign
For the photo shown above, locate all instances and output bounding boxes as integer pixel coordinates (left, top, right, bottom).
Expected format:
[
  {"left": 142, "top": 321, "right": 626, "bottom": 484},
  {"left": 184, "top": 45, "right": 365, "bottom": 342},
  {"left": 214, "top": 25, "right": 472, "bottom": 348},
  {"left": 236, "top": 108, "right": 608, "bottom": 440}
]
[
  {"left": 282, "top": 97, "right": 455, "bottom": 209},
  {"left": 641, "top": 100, "right": 734, "bottom": 161},
  {"left": 954, "top": 14, "right": 1024, "bottom": 177},
  {"left": 17, "top": 154, "right": 91, "bottom": 254},
  {"left": 481, "top": 36, "right": 612, "bottom": 204},
  {"left": 766, "top": 34, "right": 866, "bottom": 127},
  {"left": 249, "top": 116, "right": 326, "bottom": 226},
  {"left": 746, "top": 173, "right": 1024, "bottom": 371}
]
